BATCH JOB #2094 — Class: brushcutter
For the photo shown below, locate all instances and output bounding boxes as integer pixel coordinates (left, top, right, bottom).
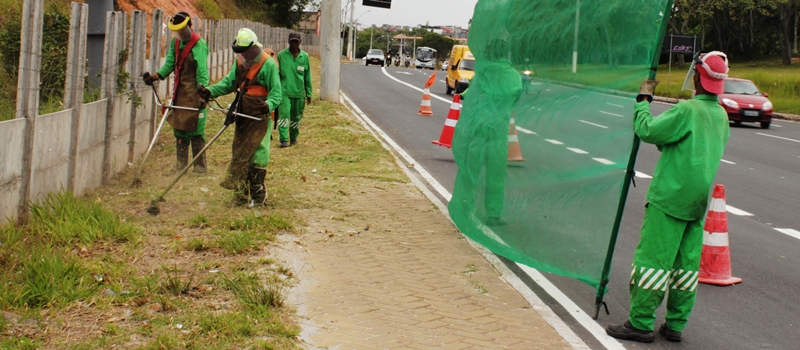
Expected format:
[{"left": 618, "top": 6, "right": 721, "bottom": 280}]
[
  {"left": 147, "top": 87, "right": 262, "bottom": 216},
  {"left": 132, "top": 73, "right": 201, "bottom": 187}
]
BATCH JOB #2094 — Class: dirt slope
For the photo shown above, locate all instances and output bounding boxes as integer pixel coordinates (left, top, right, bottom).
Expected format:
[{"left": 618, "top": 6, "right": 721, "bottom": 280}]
[{"left": 116, "top": 0, "right": 201, "bottom": 18}]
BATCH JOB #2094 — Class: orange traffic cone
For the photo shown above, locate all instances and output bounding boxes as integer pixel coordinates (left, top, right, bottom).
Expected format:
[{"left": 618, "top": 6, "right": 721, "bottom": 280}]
[
  {"left": 418, "top": 72, "right": 437, "bottom": 116},
  {"left": 699, "top": 184, "right": 742, "bottom": 286},
  {"left": 507, "top": 118, "right": 524, "bottom": 162},
  {"left": 432, "top": 94, "right": 461, "bottom": 148}
]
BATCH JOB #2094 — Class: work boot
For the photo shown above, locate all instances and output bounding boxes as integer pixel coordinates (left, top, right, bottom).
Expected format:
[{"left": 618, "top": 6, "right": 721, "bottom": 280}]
[
  {"left": 190, "top": 136, "right": 207, "bottom": 174},
  {"left": 486, "top": 216, "right": 507, "bottom": 226},
  {"left": 248, "top": 166, "right": 267, "bottom": 207},
  {"left": 290, "top": 140, "right": 298, "bottom": 146},
  {"left": 659, "top": 323, "right": 682, "bottom": 342},
  {"left": 279, "top": 141, "right": 290, "bottom": 148},
  {"left": 175, "top": 138, "right": 189, "bottom": 172},
  {"left": 232, "top": 182, "right": 249, "bottom": 207},
  {"left": 605, "top": 321, "right": 655, "bottom": 343}
]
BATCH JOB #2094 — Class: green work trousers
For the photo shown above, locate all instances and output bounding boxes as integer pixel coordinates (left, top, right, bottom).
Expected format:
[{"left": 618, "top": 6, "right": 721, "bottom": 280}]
[
  {"left": 278, "top": 97, "right": 306, "bottom": 142},
  {"left": 629, "top": 203, "right": 704, "bottom": 332},
  {"left": 173, "top": 108, "right": 207, "bottom": 141},
  {"left": 451, "top": 122, "right": 508, "bottom": 218},
  {"left": 250, "top": 120, "right": 273, "bottom": 168}
]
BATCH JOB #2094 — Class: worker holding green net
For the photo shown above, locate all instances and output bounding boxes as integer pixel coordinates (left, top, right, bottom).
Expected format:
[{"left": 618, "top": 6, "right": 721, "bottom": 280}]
[{"left": 606, "top": 51, "right": 731, "bottom": 343}]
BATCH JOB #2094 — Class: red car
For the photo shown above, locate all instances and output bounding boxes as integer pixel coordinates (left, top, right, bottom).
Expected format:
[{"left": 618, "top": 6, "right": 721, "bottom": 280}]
[{"left": 718, "top": 78, "right": 773, "bottom": 129}]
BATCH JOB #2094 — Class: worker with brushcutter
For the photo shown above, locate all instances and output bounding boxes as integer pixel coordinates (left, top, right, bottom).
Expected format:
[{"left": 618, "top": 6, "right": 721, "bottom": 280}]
[
  {"left": 276, "top": 32, "right": 313, "bottom": 148},
  {"left": 197, "top": 28, "right": 282, "bottom": 207},
  {"left": 143, "top": 12, "right": 209, "bottom": 174}
]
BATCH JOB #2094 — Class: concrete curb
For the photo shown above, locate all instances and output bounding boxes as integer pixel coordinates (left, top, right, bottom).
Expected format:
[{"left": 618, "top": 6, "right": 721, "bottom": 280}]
[{"left": 654, "top": 96, "right": 800, "bottom": 122}]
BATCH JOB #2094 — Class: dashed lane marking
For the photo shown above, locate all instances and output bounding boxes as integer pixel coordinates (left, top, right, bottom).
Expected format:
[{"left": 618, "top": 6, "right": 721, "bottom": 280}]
[
  {"left": 774, "top": 228, "right": 800, "bottom": 241},
  {"left": 721, "top": 159, "right": 736, "bottom": 165},
  {"left": 567, "top": 148, "right": 588, "bottom": 154},
  {"left": 599, "top": 111, "right": 624, "bottom": 118},
  {"left": 546, "top": 139, "right": 564, "bottom": 145},
  {"left": 516, "top": 126, "right": 536, "bottom": 135},
  {"left": 606, "top": 103, "right": 624, "bottom": 108},
  {"left": 634, "top": 171, "right": 652, "bottom": 179},
  {"left": 726, "top": 205, "right": 754, "bottom": 217},
  {"left": 757, "top": 133, "right": 800, "bottom": 143},
  {"left": 592, "top": 158, "right": 616, "bottom": 165},
  {"left": 579, "top": 120, "right": 609, "bottom": 129}
]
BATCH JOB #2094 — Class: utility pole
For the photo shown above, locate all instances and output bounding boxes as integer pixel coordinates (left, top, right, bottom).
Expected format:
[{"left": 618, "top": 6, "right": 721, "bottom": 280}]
[
  {"left": 572, "top": 0, "right": 580, "bottom": 73},
  {"left": 346, "top": 0, "right": 355, "bottom": 60},
  {"left": 370, "top": 25, "right": 374, "bottom": 50},
  {"left": 320, "top": 0, "right": 341, "bottom": 101}
]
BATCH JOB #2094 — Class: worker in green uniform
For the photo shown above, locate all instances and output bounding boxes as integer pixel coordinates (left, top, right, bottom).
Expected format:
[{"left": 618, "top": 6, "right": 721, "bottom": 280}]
[
  {"left": 198, "top": 28, "right": 282, "bottom": 207},
  {"left": 606, "top": 51, "right": 731, "bottom": 343},
  {"left": 143, "top": 12, "right": 209, "bottom": 174},
  {"left": 275, "top": 32, "right": 313, "bottom": 147},
  {"left": 449, "top": 38, "right": 521, "bottom": 226}
]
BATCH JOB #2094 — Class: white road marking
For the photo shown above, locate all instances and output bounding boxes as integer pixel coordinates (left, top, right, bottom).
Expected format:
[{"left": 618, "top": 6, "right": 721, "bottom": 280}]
[
  {"left": 606, "top": 103, "right": 624, "bottom": 108},
  {"left": 635, "top": 171, "right": 755, "bottom": 217},
  {"left": 341, "top": 92, "right": 596, "bottom": 350},
  {"left": 567, "top": 148, "right": 588, "bottom": 154},
  {"left": 774, "top": 228, "right": 800, "bottom": 240},
  {"left": 772, "top": 124, "right": 782, "bottom": 128},
  {"left": 516, "top": 126, "right": 536, "bottom": 135},
  {"left": 381, "top": 67, "right": 452, "bottom": 104},
  {"left": 439, "top": 80, "right": 445, "bottom": 83},
  {"left": 757, "top": 132, "right": 800, "bottom": 143},
  {"left": 600, "top": 111, "right": 624, "bottom": 118},
  {"left": 726, "top": 205, "right": 754, "bottom": 217},
  {"left": 579, "top": 120, "right": 609, "bottom": 129},
  {"left": 546, "top": 139, "right": 564, "bottom": 145},
  {"left": 396, "top": 71, "right": 413, "bottom": 75},
  {"left": 592, "top": 158, "right": 616, "bottom": 165},
  {"left": 720, "top": 159, "right": 736, "bottom": 165}
]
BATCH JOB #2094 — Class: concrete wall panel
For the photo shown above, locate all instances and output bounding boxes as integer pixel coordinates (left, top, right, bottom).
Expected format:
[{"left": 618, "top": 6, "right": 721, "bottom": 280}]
[
  {"left": 111, "top": 94, "right": 132, "bottom": 173},
  {"left": 0, "top": 119, "right": 26, "bottom": 224},
  {"left": 31, "top": 110, "right": 72, "bottom": 200},
  {"left": 75, "top": 100, "right": 107, "bottom": 195}
]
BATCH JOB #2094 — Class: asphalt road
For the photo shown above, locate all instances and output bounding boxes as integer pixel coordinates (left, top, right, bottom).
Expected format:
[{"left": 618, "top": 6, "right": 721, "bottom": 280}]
[{"left": 341, "top": 62, "right": 800, "bottom": 350}]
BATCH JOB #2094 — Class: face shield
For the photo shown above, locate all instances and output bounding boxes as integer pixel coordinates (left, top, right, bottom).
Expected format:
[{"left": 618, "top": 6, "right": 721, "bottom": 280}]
[{"left": 681, "top": 54, "right": 699, "bottom": 91}]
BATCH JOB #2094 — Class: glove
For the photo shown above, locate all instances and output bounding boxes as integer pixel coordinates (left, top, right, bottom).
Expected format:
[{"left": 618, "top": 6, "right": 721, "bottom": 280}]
[
  {"left": 142, "top": 72, "right": 160, "bottom": 86},
  {"left": 637, "top": 80, "right": 659, "bottom": 103},
  {"left": 197, "top": 85, "right": 211, "bottom": 101}
]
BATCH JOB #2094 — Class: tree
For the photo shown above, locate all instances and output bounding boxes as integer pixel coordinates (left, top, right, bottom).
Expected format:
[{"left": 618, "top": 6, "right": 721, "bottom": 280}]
[
  {"left": 417, "top": 32, "right": 457, "bottom": 62},
  {"left": 235, "top": 0, "right": 313, "bottom": 29}
]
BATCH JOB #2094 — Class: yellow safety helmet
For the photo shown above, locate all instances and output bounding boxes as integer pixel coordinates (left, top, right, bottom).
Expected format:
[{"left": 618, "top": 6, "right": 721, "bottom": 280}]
[
  {"left": 232, "top": 28, "right": 261, "bottom": 53},
  {"left": 168, "top": 12, "right": 192, "bottom": 31}
]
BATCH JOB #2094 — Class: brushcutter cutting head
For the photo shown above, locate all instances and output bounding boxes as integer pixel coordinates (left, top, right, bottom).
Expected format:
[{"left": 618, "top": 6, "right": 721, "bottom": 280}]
[
  {"left": 146, "top": 200, "right": 161, "bottom": 216},
  {"left": 131, "top": 177, "right": 143, "bottom": 188}
]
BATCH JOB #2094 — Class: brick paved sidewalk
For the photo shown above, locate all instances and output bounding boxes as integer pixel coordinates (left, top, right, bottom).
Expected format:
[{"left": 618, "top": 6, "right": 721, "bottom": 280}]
[{"left": 287, "top": 181, "right": 579, "bottom": 349}]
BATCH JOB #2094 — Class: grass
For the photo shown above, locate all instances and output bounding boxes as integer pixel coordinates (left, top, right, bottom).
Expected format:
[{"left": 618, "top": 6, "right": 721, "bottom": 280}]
[{"left": 1, "top": 53, "right": 404, "bottom": 348}]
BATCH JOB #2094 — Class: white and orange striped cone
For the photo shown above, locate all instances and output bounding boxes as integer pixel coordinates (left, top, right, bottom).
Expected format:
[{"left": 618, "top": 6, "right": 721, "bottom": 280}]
[
  {"left": 507, "top": 118, "right": 524, "bottom": 162},
  {"left": 699, "top": 184, "right": 742, "bottom": 286},
  {"left": 418, "top": 72, "right": 437, "bottom": 116},
  {"left": 432, "top": 94, "right": 461, "bottom": 148}
]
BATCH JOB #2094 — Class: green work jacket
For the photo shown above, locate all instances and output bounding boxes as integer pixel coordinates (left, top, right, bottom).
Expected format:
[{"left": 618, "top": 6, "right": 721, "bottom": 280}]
[
  {"left": 157, "top": 37, "right": 210, "bottom": 87},
  {"left": 208, "top": 54, "right": 283, "bottom": 113},
  {"left": 633, "top": 94, "right": 730, "bottom": 221},
  {"left": 276, "top": 48, "right": 312, "bottom": 99}
]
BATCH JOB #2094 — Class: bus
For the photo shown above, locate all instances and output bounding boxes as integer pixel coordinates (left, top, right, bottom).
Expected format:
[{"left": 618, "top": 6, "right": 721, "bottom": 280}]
[{"left": 414, "top": 47, "right": 437, "bottom": 70}]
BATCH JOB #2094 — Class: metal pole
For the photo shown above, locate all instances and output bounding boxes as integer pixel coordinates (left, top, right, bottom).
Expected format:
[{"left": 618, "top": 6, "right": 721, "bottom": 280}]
[
  {"left": 370, "top": 25, "right": 373, "bottom": 50},
  {"left": 572, "top": 0, "right": 580, "bottom": 73},
  {"left": 320, "top": 0, "right": 341, "bottom": 101}
]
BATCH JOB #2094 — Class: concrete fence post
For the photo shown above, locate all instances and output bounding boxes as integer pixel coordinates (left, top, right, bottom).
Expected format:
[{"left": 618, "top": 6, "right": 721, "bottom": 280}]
[
  {"left": 101, "top": 12, "right": 120, "bottom": 183},
  {"left": 15, "top": 0, "right": 44, "bottom": 219},
  {"left": 65, "top": 2, "right": 89, "bottom": 192},
  {"left": 149, "top": 9, "right": 164, "bottom": 140},
  {"left": 128, "top": 11, "right": 145, "bottom": 163}
]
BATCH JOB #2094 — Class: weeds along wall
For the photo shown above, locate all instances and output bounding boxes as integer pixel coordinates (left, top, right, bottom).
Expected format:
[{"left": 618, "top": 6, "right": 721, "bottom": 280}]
[{"left": 0, "top": 0, "right": 320, "bottom": 225}]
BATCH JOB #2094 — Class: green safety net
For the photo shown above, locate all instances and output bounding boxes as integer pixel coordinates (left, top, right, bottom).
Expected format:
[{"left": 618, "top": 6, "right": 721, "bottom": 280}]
[{"left": 449, "top": 0, "right": 673, "bottom": 298}]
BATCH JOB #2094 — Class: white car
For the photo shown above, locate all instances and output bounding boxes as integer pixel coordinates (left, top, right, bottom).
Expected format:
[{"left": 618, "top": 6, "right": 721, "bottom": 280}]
[
  {"left": 441, "top": 61, "right": 449, "bottom": 71},
  {"left": 365, "top": 49, "right": 385, "bottom": 67}
]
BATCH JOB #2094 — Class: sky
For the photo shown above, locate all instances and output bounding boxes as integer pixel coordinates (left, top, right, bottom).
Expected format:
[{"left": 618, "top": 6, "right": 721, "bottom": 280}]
[{"left": 341, "top": 0, "right": 479, "bottom": 28}]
